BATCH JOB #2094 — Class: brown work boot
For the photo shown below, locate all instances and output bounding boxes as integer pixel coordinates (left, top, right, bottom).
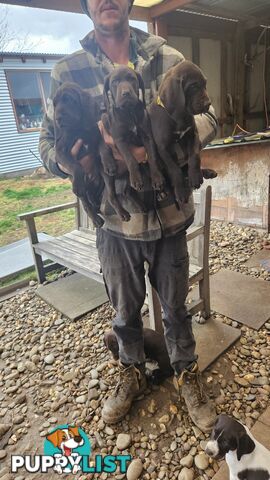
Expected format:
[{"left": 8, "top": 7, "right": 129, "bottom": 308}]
[
  {"left": 101, "top": 363, "right": 147, "bottom": 424},
  {"left": 174, "top": 362, "right": 216, "bottom": 433}
]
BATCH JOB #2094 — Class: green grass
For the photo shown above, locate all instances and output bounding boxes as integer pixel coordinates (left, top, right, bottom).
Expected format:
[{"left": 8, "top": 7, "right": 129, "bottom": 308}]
[
  {"left": 0, "top": 175, "right": 75, "bottom": 248},
  {"left": 0, "top": 267, "right": 37, "bottom": 288},
  {"left": 0, "top": 265, "right": 65, "bottom": 289},
  {"left": 3, "top": 183, "right": 70, "bottom": 200}
]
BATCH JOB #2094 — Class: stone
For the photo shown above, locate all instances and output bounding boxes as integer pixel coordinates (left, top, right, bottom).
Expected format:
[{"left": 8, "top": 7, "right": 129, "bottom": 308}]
[
  {"left": 0, "top": 449, "right": 7, "bottom": 459},
  {"left": 17, "top": 363, "right": 26, "bottom": 373},
  {"left": 180, "top": 455, "right": 193, "bottom": 468},
  {"left": 76, "top": 395, "right": 87, "bottom": 404},
  {"left": 0, "top": 424, "right": 11, "bottom": 439},
  {"left": 234, "top": 377, "right": 249, "bottom": 387},
  {"left": 13, "top": 415, "right": 24, "bottom": 425},
  {"left": 62, "top": 371, "right": 76, "bottom": 382},
  {"left": 251, "top": 376, "right": 269, "bottom": 386},
  {"left": 127, "top": 459, "right": 143, "bottom": 480},
  {"left": 44, "top": 354, "right": 55, "bottom": 365},
  {"left": 88, "top": 389, "right": 99, "bottom": 400},
  {"left": 88, "top": 379, "right": 99, "bottom": 389},
  {"left": 194, "top": 453, "right": 209, "bottom": 470},
  {"left": 178, "top": 468, "right": 194, "bottom": 480},
  {"left": 116, "top": 433, "right": 132, "bottom": 451}
]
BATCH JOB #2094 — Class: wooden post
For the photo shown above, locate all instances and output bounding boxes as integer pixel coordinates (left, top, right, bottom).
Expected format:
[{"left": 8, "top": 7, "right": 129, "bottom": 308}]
[
  {"left": 199, "top": 186, "right": 212, "bottom": 320},
  {"left": 234, "top": 22, "right": 246, "bottom": 128},
  {"left": 25, "top": 218, "right": 46, "bottom": 284},
  {"left": 74, "top": 197, "right": 81, "bottom": 230},
  {"left": 154, "top": 18, "right": 168, "bottom": 40},
  {"left": 267, "top": 175, "right": 270, "bottom": 233}
]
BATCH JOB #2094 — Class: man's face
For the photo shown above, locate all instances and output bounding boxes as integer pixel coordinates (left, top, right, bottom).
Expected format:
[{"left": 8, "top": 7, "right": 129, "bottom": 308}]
[{"left": 87, "top": 0, "right": 130, "bottom": 34}]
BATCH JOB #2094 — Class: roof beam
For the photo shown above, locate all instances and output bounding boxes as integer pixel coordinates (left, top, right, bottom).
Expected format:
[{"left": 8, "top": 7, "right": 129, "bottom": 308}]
[
  {"left": 150, "top": 0, "right": 196, "bottom": 18},
  {"left": 185, "top": 4, "right": 270, "bottom": 29}
]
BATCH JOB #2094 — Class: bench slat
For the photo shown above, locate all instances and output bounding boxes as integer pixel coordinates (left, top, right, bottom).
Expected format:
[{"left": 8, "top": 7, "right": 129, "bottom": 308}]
[
  {"left": 36, "top": 238, "right": 100, "bottom": 267},
  {"left": 34, "top": 241, "right": 101, "bottom": 275},
  {"left": 55, "top": 236, "right": 98, "bottom": 256},
  {"left": 65, "top": 231, "right": 97, "bottom": 247}
]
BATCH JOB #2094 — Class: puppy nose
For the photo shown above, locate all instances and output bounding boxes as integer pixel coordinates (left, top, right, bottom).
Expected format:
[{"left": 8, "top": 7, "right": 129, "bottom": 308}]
[
  {"left": 122, "top": 90, "right": 131, "bottom": 97},
  {"left": 204, "top": 100, "right": 211, "bottom": 110},
  {"left": 205, "top": 447, "right": 213, "bottom": 457}
]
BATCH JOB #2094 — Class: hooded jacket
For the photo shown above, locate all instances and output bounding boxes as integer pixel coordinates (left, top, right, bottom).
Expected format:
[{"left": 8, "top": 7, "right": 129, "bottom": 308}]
[{"left": 39, "top": 27, "right": 217, "bottom": 240}]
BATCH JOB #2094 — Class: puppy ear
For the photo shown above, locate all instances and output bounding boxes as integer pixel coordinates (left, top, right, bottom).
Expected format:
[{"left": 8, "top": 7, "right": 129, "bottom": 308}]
[
  {"left": 136, "top": 72, "right": 146, "bottom": 107},
  {"left": 46, "top": 430, "right": 60, "bottom": 448},
  {"left": 103, "top": 75, "right": 112, "bottom": 111},
  {"left": 236, "top": 433, "right": 255, "bottom": 461},
  {"left": 175, "top": 76, "right": 186, "bottom": 111},
  {"left": 69, "top": 426, "right": 80, "bottom": 436}
]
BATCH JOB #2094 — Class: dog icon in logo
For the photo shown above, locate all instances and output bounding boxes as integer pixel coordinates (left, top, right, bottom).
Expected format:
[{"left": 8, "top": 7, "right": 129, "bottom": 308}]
[{"left": 46, "top": 425, "right": 85, "bottom": 474}]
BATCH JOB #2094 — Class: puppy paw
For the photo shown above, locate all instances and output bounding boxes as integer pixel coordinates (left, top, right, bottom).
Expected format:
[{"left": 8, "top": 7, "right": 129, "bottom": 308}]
[
  {"left": 121, "top": 212, "right": 131, "bottom": 222},
  {"left": 189, "top": 169, "right": 204, "bottom": 189},
  {"left": 202, "top": 168, "right": 218, "bottom": 179},
  {"left": 116, "top": 209, "right": 131, "bottom": 222},
  {"left": 104, "top": 163, "right": 117, "bottom": 177},
  {"left": 130, "top": 172, "right": 144, "bottom": 191},
  {"left": 152, "top": 172, "right": 165, "bottom": 191},
  {"left": 195, "top": 313, "right": 207, "bottom": 324}
]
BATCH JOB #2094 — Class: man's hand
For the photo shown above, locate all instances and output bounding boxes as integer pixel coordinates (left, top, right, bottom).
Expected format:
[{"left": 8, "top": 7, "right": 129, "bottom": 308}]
[{"left": 58, "top": 121, "right": 148, "bottom": 178}]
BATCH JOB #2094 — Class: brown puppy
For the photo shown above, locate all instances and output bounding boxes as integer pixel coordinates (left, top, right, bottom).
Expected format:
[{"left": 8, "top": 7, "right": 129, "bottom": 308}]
[
  {"left": 100, "top": 66, "right": 164, "bottom": 199},
  {"left": 104, "top": 328, "right": 173, "bottom": 384},
  {"left": 149, "top": 60, "right": 217, "bottom": 204},
  {"left": 53, "top": 82, "right": 104, "bottom": 227}
]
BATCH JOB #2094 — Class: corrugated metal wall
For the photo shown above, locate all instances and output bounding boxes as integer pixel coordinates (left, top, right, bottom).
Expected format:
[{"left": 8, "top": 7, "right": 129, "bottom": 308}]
[{"left": 0, "top": 57, "right": 58, "bottom": 176}]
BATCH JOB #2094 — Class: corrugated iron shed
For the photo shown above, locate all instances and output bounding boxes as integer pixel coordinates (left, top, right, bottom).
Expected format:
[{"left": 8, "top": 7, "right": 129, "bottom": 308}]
[{"left": 0, "top": 53, "right": 63, "bottom": 176}]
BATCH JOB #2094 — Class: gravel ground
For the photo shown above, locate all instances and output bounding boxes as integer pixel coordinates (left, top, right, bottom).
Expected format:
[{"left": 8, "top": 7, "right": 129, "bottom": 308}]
[{"left": 0, "top": 221, "right": 269, "bottom": 480}]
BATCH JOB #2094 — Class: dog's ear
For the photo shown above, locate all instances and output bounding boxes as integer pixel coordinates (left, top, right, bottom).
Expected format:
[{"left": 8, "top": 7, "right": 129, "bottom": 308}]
[
  {"left": 136, "top": 72, "right": 146, "bottom": 107},
  {"left": 175, "top": 75, "right": 186, "bottom": 112},
  {"left": 46, "top": 430, "right": 60, "bottom": 448},
  {"left": 103, "top": 74, "right": 112, "bottom": 112},
  {"left": 69, "top": 426, "right": 80, "bottom": 437},
  {"left": 236, "top": 433, "right": 255, "bottom": 461}
]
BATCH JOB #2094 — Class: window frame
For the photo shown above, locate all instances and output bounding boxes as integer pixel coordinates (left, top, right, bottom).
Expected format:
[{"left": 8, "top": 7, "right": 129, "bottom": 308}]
[{"left": 5, "top": 69, "right": 51, "bottom": 134}]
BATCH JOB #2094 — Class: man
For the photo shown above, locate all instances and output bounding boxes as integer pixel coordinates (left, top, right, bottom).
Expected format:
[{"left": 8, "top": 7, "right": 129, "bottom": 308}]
[{"left": 39, "top": 0, "right": 218, "bottom": 433}]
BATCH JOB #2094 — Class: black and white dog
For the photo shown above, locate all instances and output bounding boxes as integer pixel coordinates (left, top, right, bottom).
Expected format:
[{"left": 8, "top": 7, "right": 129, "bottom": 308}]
[{"left": 205, "top": 414, "right": 270, "bottom": 480}]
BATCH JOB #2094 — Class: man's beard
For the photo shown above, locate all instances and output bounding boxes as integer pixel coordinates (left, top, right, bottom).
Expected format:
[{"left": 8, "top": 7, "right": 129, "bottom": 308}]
[{"left": 95, "top": 16, "right": 128, "bottom": 36}]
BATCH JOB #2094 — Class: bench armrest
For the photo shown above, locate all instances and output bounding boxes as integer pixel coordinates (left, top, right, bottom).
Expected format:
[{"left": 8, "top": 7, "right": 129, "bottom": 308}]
[{"left": 18, "top": 201, "right": 78, "bottom": 221}]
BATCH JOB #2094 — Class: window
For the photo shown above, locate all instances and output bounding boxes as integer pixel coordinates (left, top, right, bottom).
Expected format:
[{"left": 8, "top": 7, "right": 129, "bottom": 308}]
[{"left": 5, "top": 70, "right": 51, "bottom": 132}]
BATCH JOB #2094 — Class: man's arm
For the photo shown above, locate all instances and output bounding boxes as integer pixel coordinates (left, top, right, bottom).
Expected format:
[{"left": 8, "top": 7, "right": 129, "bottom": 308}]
[
  {"left": 39, "top": 71, "right": 69, "bottom": 178},
  {"left": 195, "top": 105, "right": 218, "bottom": 148}
]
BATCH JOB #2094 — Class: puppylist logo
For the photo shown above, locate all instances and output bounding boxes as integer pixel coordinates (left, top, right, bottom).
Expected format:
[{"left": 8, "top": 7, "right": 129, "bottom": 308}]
[{"left": 11, "top": 424, "right": 131, "bottom": 475}]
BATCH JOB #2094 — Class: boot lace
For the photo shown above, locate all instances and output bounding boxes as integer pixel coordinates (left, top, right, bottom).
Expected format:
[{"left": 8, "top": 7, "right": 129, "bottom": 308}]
[
  {"left": 113, "top": 365, "right": 139, "bottom": 397},
  {"left": 183, "top": 370, "right": 208, "bottom": 407}
]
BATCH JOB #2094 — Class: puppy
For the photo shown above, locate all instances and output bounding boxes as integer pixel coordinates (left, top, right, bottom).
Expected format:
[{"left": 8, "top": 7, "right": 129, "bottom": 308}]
[
  {"left": 205, "top": 414, "right": 270, "bottom": 480},
  {"left": 104, "top": 328, "right": 173, "bottom": 384},
  {"left": 100, "top": 66, "right": 164, "bottom": 200},
  {"left": 46, "top": 425, "right": 84, "bottom": 474},
  {"left": 149, "top": 60, "right": 217, "bottom": 204},
  {"left": 53, "top": 82, "right": 104, "bottom": 227}
]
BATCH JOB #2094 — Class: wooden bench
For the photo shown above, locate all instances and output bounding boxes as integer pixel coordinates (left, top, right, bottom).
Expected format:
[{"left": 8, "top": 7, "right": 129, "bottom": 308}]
[{"left": 18, "top": 186, "right": 212, "bottom": 331}]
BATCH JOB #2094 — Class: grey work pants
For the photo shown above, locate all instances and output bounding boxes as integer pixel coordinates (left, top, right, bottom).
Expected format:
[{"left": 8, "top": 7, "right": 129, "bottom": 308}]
[{"left": 96, "top": 228, "right": 197, "bottom": 373}]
